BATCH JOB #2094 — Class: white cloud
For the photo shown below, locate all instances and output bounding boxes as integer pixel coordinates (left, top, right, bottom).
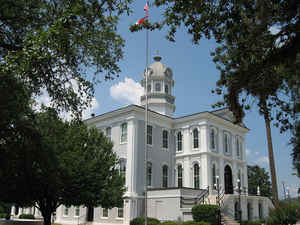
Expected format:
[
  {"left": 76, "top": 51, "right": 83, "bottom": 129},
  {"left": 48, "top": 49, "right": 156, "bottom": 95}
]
[
  {"left": 255, "top": 156, "right": 269, "bottom": 165},
  {"left": 110, "top": 77, "right": 144, "bottom": 105},
  {"left": 246, "top": 148, "right": 250, "bottom": 156},
  {"left": 34, "top": 80, "right": 100, "bottom": 121}
]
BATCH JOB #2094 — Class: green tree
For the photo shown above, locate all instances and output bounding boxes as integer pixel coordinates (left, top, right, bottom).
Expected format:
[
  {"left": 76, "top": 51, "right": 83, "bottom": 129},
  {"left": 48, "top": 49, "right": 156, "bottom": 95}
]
[
  {"left": 1, "top": 0, "right": 131, "bottom": 115},
  {"left": 247, "top": 165, "right": 272, "bottom": 197},
  {"left": 144, "top": 0, "right": 300, "bottom": 208},
  {"left": 0, "top": 109, "right": 125, "bottom": 225}
]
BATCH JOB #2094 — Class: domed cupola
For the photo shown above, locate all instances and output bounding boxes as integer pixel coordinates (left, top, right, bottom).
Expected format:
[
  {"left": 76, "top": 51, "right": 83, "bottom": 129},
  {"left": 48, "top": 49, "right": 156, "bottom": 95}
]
[{"left": 140, "top": 55, "right": 175, "bottom": 117}]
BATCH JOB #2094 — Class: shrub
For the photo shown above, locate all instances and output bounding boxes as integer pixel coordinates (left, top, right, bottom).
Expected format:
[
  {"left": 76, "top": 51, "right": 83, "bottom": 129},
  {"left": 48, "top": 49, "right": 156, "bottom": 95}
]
[
  {"left": 19, "top": 214, "right": 35, "bottom": 219},
  {"left": 0, "top": 213, "right": 7, "bottom": 219},
  {"left": 161, "top": 221, "right": 178, "bottom": 225},
  {"left": 181, "top": 221, "right": 210, "bottom": 225},
  {"left": 192, "top": 205, "right": 218, "bottom": 225},
  {"left": 241, "top": 219, "right": 265, "bottom": 225},
  {"left": 267, "top": 201, "right": 300, "bottom": 225},
  {"left": 130, "top": 217, "right": 160, "bottom": 225}
]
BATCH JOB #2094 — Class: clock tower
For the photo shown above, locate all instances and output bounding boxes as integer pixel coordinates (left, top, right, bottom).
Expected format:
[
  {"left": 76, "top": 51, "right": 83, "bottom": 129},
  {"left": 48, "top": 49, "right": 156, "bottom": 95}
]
[{"left": 140, "top": 55, "right": 175, "bottom": 117}]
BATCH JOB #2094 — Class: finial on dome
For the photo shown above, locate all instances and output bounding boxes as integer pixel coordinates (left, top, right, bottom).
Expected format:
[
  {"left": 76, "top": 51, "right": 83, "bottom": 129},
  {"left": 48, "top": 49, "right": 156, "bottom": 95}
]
[{"left": 153, "top": 50, "right": 162, "bottom": 62}]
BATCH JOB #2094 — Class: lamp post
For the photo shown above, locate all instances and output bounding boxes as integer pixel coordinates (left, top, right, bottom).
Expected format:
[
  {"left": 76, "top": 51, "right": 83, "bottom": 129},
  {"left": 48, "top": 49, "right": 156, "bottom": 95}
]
[{"left": 237, "top": 179, "right": 242, "bottom": 223}]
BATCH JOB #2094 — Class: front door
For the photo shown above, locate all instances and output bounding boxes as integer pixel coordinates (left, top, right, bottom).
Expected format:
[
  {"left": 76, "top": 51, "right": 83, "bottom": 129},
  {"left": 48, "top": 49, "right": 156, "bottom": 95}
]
[
  {"left": 87, "top": 206, "right": 94, "bottom": 222},
  {"left": 224, "top": 165, "right": 233, "bottom": 194}
]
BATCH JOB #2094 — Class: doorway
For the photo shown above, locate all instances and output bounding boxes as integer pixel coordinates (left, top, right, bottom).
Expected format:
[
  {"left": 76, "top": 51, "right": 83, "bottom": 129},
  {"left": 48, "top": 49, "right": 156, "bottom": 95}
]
[{"left": 224, "top": 165, "right": 233, "bottom": 194}]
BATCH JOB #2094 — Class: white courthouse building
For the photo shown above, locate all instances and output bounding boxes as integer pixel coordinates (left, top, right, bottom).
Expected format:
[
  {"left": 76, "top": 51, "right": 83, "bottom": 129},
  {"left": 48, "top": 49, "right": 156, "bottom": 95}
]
[{"left": 11, "top": 55, "right": 273, "bottom": 224}]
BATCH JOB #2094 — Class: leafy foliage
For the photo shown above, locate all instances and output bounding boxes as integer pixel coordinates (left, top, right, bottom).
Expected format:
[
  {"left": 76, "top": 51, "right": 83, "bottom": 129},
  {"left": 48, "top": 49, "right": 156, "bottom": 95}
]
[
  {"left": 247, "top": 165, "right": 272, "bottom": 197},
  {"left": 0, "top": 109, "right": 125, "bottom": 225},
  {"left": 130, "top": 217, "right": 161, "bottom": 225},
  {"left": 160, "top": 221, "right": 178, "bottom": 225},
  {"left": 192, "top": 204, "right": 218, "bottom": 225},
  {"left": 241, "top": 219, "right": 266, "bottom": 225},
  {"left": 0, "top": 0, "right": 132, "bottom": 116},
  {"left": 291, "top": 121, "right": 300, "bottom": 177},
  {"left": 267, "top": 201, "right": 300, "bottom": 225},
  {"left": 181, "top": 221, "right": 210, "bottom": 225}
]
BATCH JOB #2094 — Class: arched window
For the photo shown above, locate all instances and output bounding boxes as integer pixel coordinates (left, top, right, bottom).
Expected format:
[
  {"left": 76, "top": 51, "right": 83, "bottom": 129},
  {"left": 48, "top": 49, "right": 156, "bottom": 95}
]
[
  {"left": 236, "top": 137, "right": 240, "bottom": 158},
  {"left": 177, "top": 132, "right": 183, "bottom": 151},
  {"left": 224, "top": 132, "right": 230, "bottom": 153},
  {"left": 155, "top": 82, "right": 161, "bottom": 92},
  {"left": 147, "top": 162, "right": 152, "bottom": 186},
  {"left": 162, "top": 130, "right": 168, "bottom": 148},
  {"left": 121, "top": 123, "right": 127, "bottom": 143},
  {"left": 177, "top": 164, "right": 183, "bottom": 188},
  {"left": 212, "top": 164, "right": 217, "bottom": 189},
  {"left": 194, "top": 164, "right": 200, "bottom": 189},
  {"left": 147, "top": 125, "right": 152, "bottom": 145},
  {"left": 193, "top": 128, "right": 199, "bottom": 149},
  {"left": 162, "top": 165, "right": 168, "bottom": 188},
  {"left": 120, "top": 158, "right": 126, "bottom": 183},
  {"left": 165, "top": 84, "right": 169, "bottom": 94},
  {"left": 210, "top": 128, "right": 216, "bottom": 150},
  {"left": 147, "top": 84, "right": 151, "bottom": 93}
]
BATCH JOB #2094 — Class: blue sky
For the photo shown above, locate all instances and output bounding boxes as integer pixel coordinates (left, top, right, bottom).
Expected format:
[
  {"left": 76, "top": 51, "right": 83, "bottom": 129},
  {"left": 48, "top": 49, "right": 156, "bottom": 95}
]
[{"left": 88, "top": 1, "right": 299, "bottom": 198}]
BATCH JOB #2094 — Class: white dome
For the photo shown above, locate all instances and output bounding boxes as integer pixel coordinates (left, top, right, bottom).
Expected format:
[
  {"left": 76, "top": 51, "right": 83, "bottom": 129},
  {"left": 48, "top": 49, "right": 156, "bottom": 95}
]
[{"left": 144, "top": 55, "right": 173, "bottom": 79}]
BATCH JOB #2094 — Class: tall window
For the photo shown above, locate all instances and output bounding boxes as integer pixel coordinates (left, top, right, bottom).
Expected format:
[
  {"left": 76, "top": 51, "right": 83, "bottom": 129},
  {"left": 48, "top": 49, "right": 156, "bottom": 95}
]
[
  {"left": 75, "top": 207, "right": 80, "bottom": 217},
  {"left": 147, "top": 162, "right": 152, "bottom": 186},
  {"left": 236, "top": 137, "right": 240, "bottom": 158},
  {"left": 121, "top": 123, "right": 127, "bottom": 143},
  {"left": 177, "top": 164, "right": 183, "bottom": 188},
  {"left": 224, "top": 132, "right": 230, "bottom": 153},
  {"left": 210, "top": 128, "right": 216, "bottom": 150},
  {"left": 162, "top": 130, "right": 168, "bottom": 148},
  {"left": 162, "top": 165, "right": 168, "bottom": 188},
  {"left": 147, "top": 84, "right": 151, "bottom": 93},
  {"left": 212, "top": 164, "right": 216, "bottom": 189},
  {"left": 106, "top": 127, "right": 111, "bottom": 140},
  {"left": 102, "top": 208, "right": 108, "bottom": 217},
  {"left": 120, "top": 158, "right": 126, "bottom": 183},
  {"left": 193, "top": 128, "right": 199, "bottom": 149},
  {"left": 117, "top": 208, "right": 124, "bottom": 218},
  {"left": 194, "top": 164, "right": 200, "bottom": 189},
  {"left": 177, "top": 132, "right": 183, "bottom": 151},
  {"left": 165, "top": 84, "right": 169, "bottom": 94},
  {"left": 64, "top": 207, "right": 69, "bottom": 216},
  {"left": 155, "top": 83, "right": 161, "bottom": 92},
  {"left": 147, "top": 125, "right": 152, "bottom": 145}
]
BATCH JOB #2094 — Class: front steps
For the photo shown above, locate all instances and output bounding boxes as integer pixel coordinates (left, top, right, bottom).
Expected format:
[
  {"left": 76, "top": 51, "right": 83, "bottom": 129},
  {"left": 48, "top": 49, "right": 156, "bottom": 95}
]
[{"left": 221, "top": 214, "right": 240, "bottom": 225}]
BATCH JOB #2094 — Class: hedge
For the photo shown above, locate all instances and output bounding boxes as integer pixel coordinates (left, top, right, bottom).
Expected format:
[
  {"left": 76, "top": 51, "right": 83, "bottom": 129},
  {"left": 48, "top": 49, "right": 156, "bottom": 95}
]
[
  {"left": 19, "top": 214, "right": 35, "bottom": 219},
  {"left": 181, "top": 221, "right": 210, "bottom": 225},
  {"left": 0, "top": 213, "right": 7, "bottom": 219},
  {"left": 161, "top": 221, "right": 178, "bottom": 225},
  {"left": 130, "top": 217, "right": 160, "bottom": 225},
  {"left": 192, "top": 205, "right": 218, "bottom": 225}
]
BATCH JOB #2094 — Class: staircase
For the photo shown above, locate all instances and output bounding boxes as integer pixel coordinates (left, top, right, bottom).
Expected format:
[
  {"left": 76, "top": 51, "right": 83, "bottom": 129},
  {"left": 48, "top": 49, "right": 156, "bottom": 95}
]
[{"left": 221, "top": 214, "right": 240, "bottom": 225}]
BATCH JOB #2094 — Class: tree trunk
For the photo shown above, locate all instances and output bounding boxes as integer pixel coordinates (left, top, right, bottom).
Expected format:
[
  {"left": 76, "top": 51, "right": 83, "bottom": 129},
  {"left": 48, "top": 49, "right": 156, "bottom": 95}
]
[
  {"left": 262, "top": 97, "right": 279, "bottom": 208},
  {"left": 43, "top": 213, "right": 51, "bottom": 225}
]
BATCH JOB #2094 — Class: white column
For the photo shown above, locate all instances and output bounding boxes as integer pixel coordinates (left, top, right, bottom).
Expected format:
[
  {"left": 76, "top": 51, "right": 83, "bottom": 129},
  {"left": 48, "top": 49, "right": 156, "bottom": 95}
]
[
  {"left": 11, "top": 206, "right": 15, "bottom": 216},
  {"left": 200, "top": 125, "right": 208, "bottom": 152},
  {"left": 183, "top": 157, "right": 190, "bottom": 187},
  {"left": 219, "top": 159, "right": 224, "bottom": 191},
  {"left": 126, "top": 119, "right": 136, "bottom": 194},
  {"left": 243, "top": 164, "right": 248, "bottom": 194},
  {"left": 201, "top": 154, "right": 209, "bottom": 189},
  {"left": 183, "top": 128, "right": 190, "bottom": 154}
]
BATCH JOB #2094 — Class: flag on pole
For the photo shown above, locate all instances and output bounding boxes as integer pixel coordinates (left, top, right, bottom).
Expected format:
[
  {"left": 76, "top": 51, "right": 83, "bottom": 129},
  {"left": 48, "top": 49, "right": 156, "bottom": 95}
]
[{"left": 136, "top": 2, "right": 149, "bottom": 25}]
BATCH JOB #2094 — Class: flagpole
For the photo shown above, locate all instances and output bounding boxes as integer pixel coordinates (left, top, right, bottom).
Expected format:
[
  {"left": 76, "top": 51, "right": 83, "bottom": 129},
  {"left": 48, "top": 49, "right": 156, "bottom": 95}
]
[{"left": 144, "top": 2, "right": 149, "bottom": 225}]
